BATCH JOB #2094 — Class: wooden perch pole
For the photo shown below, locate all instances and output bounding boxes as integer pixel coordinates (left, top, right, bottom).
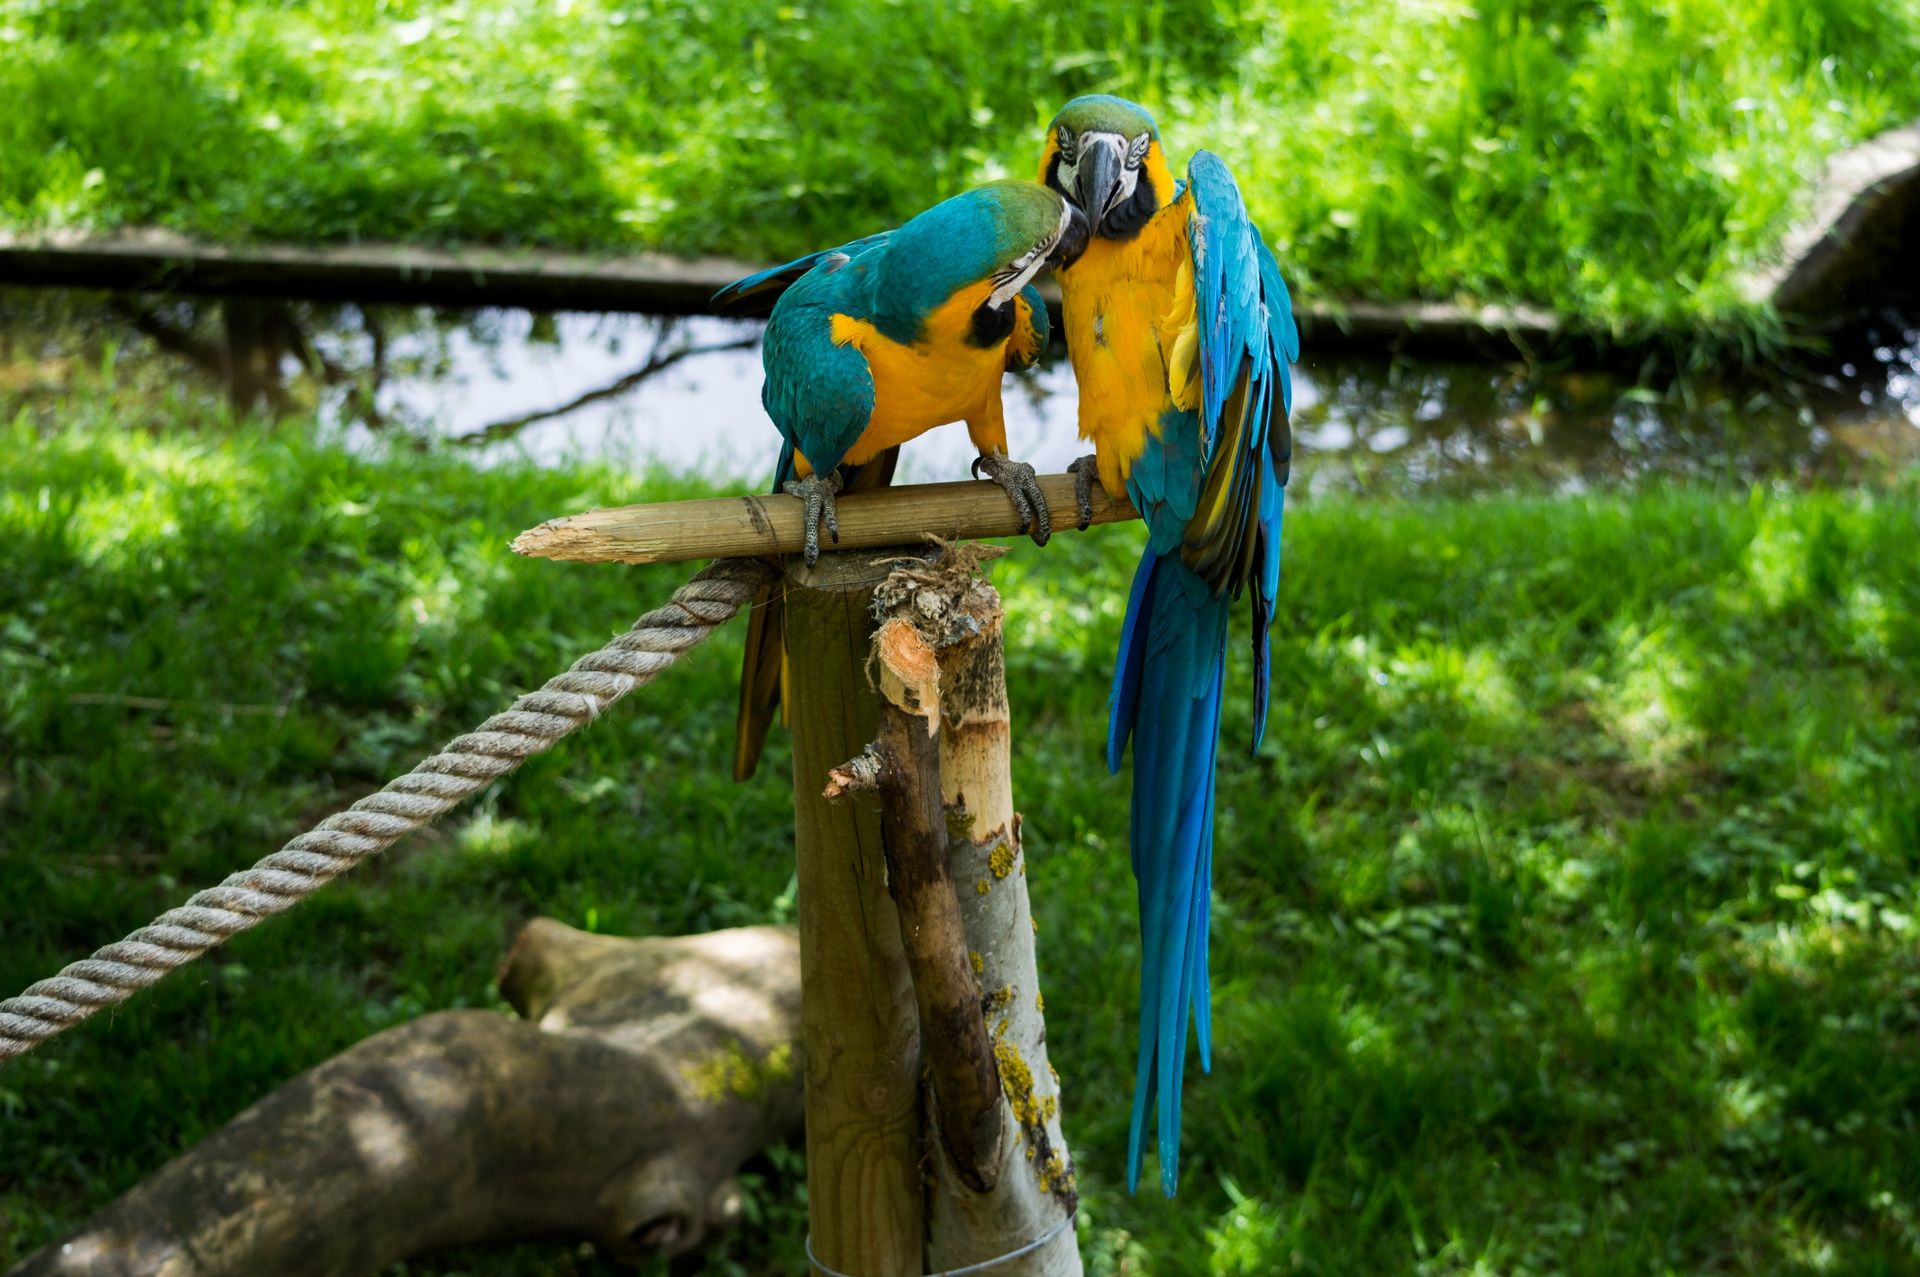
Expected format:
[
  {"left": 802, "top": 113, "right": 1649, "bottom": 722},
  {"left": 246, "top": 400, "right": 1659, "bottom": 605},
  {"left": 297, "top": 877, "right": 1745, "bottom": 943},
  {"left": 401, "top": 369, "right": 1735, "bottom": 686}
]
[
  {"left": 783, "top": 552, "right": 924, "bottom": 1277},
  {"left": 512, "top": 473, "right": 1139, "bottom": 567}
]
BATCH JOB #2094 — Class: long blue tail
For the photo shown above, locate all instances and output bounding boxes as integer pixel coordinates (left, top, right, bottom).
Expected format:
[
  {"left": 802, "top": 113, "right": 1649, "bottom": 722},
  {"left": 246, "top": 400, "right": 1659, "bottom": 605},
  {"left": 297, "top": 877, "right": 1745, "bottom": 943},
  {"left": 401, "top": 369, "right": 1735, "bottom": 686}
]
[{"left": 1108, "top": 548, "right": 1229, "bottom": 1196}]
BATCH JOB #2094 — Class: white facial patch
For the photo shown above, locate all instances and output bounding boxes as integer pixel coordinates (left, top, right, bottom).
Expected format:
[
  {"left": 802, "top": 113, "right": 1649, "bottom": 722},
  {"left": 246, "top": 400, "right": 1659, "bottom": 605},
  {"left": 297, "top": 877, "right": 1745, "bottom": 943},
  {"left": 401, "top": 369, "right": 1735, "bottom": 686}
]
[
  {"left": 1054, "top": 130, "right": 1149, "bottom": 218},
  {"left": 988, "top": 199, "right": 1078, "bottom": 308}
]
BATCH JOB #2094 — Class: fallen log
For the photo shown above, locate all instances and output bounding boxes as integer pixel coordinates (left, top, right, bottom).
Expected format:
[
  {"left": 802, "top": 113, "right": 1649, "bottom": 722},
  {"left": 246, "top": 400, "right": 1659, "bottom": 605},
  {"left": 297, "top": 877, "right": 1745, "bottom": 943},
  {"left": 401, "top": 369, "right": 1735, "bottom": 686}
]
[{"left": 7, "top": 920, "right": 802, "bottom": 1277}]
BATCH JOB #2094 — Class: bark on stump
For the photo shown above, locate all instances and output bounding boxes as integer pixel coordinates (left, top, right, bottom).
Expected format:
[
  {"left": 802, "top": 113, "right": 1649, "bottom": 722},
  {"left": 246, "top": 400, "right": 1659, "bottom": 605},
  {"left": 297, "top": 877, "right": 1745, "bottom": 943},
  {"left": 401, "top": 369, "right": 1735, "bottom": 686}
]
[{"left": 7, "top": 920, "right": 802, "bottom": 1277}]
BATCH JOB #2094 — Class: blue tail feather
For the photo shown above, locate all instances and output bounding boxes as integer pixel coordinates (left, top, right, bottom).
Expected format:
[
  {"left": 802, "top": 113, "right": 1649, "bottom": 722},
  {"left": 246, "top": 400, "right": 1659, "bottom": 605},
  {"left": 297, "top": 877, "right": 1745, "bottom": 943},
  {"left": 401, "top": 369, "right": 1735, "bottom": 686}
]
[
  {"left": 1112, "top": 549, "right": 1230, "bottom": 1196},
  {"left": 1189, "top": 759, "right": 1218, "bottom": 1074},
  {"left": 1250, "top": 484, "right": 1284, "bottom": 753},
  {"left": 1107, "top": 549, "right": 1158, "bottom": 778}
]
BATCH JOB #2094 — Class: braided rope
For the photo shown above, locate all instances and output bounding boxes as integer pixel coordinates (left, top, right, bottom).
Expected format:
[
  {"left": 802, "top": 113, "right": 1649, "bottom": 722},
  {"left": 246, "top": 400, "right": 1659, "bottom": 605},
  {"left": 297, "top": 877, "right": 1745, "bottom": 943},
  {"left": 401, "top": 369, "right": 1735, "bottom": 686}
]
[{"left": 0, "top": 558, "right": 775, "bottom": 1062}]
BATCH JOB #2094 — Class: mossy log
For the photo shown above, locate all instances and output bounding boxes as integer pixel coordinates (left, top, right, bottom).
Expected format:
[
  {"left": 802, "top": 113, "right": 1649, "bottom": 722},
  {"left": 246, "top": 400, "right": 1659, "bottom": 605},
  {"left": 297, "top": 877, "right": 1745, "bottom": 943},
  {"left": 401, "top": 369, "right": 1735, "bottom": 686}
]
[{"left": 6, "top": 920, "right": 802, "bottom": 1277}]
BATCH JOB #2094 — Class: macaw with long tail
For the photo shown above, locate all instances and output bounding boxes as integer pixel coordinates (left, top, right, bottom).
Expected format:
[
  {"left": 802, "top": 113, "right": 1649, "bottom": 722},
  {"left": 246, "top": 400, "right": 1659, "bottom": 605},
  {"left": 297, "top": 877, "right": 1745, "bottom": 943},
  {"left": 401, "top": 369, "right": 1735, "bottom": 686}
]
[
  {"left": 713, "top": 180, "right": 1089, "bottom": 779},
  {"left": 1038, "top": 96, "right": 1298, "bottom": 1195}
]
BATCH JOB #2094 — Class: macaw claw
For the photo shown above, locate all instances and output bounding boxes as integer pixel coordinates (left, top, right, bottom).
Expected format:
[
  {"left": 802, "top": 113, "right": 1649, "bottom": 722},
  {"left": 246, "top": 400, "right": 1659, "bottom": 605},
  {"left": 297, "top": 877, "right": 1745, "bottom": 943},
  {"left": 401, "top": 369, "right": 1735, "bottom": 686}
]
[
  {"left": 782, "top": 470, "right": 843, "bottom": 566},
  {"left": 1066, "top": 454, "right": 1100, "bottom": 531},
  {"left": 973, "top": 451, "right": 1051, "bottom": 547}
]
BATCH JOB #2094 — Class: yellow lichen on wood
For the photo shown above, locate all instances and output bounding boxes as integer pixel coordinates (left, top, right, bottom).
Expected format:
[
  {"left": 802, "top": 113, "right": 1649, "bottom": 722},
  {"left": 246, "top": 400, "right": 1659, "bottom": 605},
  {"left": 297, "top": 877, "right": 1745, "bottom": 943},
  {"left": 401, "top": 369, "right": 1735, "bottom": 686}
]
[
  {"left": 975, "top": 879, "right": 990, "bottom": 896},
  {"left": 989, "top": 1036, "right": 1077, "bottom": 1196},
  {"left": 684, "top": 1041, "right": 796, "bottom": 1104},
  {"left": 1035, "top": 1147, "right": 1073, "bottom": 1196},
  {"left": 969, "top": 950, "right": 985, "bottom": 975},
  {"left": 993, "top": 1037, "right": 1040, "bottom": 1129},
  {"left": 989, "top": 841, "right": 1016, "bottom": 880}
]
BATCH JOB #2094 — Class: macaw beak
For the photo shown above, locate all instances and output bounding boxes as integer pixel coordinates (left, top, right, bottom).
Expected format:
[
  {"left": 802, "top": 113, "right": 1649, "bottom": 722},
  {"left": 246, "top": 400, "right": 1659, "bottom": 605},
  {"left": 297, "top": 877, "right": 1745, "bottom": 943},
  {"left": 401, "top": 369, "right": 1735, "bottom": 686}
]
[
  {"left": 1073, "top": 139, "right": 1124, "bottom": 236},
  {"left": 1050, "top": 202, "right": 1091, "bottom": 269}
]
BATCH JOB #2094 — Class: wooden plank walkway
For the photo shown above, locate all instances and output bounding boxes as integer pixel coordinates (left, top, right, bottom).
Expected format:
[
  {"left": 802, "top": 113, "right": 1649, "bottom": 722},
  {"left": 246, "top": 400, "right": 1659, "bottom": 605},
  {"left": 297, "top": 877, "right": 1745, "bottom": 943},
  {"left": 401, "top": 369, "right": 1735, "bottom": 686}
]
[{"left": 0, "top": 227, "right": 1562, "bottom": 358}]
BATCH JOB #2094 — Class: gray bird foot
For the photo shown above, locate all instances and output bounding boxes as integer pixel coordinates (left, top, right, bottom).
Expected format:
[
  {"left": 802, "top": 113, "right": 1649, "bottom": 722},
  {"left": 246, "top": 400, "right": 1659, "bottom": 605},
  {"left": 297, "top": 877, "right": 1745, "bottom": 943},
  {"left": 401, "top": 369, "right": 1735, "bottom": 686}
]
[
  {"left": 1066, "top": 454, "right": 1100, "bottom": 531},
  {"left": 972, "top": 451, "right": 1051, "bottom": 547},
  {"left": 782, "top": 470, "right": 843, "bottom": 566}
]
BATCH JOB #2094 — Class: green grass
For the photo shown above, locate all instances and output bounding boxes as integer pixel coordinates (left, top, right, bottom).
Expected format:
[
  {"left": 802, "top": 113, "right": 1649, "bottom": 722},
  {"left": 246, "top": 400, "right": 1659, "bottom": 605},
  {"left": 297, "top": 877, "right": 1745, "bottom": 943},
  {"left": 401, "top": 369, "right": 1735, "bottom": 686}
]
[
  {"left": 4, "top": 0, "right": 1920, "bottom": 342},
  {"left": 3, "top": 384, "right": 1920, "bottom": 1275}
]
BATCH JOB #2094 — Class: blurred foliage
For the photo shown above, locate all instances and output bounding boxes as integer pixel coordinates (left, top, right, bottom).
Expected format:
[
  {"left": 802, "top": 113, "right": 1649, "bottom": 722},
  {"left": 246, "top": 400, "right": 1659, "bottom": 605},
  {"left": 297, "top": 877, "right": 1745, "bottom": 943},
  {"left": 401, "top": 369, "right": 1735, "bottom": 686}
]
[
  {"left": 2, "top": 0, "right": 1919, "bottom": 343},
  {"left": 2, "top": 379, "right": 1918, "bottom": 1272}
]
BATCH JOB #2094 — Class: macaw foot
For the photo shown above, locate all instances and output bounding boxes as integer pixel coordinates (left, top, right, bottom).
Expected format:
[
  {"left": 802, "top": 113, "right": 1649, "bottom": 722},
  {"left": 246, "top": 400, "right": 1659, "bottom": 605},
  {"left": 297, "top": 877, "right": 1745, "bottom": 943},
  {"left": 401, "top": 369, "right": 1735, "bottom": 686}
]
[
  {"left": 972, "top": 452, "right": 1051, "bottom": 547},
  {"left": 781, "top": 470, "right": 843, "bottom": 567},
  {"left": 1066, "top": 454, "right": 1101, "bottom": 531}
]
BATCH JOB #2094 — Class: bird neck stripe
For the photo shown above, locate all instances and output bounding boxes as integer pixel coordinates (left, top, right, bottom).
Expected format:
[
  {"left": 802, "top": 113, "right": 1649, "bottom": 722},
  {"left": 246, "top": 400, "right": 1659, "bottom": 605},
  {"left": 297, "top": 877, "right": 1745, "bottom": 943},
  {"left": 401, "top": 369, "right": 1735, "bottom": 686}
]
[{"left": 988, "top": 201, "right": 1076, "bottom": 309}]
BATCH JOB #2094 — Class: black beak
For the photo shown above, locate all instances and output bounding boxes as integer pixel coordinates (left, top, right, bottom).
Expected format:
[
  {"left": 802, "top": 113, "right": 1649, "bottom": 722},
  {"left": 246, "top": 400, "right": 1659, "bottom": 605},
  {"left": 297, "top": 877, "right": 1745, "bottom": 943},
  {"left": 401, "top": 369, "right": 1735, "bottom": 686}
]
[
  {"left": 1073, "top": 141, "right": 1123, "bottom": 237},
  {"left": 1049, "top": 202, "right": 1091, "bottom": 269}
]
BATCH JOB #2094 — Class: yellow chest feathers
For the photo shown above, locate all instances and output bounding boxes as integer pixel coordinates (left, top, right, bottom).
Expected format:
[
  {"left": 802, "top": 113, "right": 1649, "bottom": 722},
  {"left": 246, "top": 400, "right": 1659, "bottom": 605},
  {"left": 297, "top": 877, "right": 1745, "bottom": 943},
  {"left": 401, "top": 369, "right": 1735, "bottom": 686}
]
[
  {"left": 1057, "top": 205, "right": 1196, "bottom": 492},
  {"left": 828, "top": 281, "right": 1021, "bottom": 454}
]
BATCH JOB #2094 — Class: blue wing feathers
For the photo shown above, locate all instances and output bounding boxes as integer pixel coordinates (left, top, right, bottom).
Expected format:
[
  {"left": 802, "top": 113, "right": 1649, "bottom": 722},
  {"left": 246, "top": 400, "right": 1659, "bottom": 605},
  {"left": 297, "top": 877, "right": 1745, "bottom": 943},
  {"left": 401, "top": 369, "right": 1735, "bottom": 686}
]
[
  {"left": 1180, "top": 151, "right": 1294, "bottom": 740},
  {"left": 711, "top": 231, "right": 893, "bottom": 316},
  {"left": 1179, "top": 155, "right": 1288, "bottom": 608},
  {"left": 757, "top": 265, "right": 877, "bottom": 474}
]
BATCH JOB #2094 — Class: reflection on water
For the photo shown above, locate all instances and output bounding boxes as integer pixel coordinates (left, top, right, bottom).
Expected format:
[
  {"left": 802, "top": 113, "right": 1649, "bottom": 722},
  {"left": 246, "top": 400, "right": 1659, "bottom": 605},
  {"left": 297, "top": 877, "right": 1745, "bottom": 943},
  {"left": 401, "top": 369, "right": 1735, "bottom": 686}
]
[{"left": 2, "top": 288, "right": 1917, "bottom": 494}]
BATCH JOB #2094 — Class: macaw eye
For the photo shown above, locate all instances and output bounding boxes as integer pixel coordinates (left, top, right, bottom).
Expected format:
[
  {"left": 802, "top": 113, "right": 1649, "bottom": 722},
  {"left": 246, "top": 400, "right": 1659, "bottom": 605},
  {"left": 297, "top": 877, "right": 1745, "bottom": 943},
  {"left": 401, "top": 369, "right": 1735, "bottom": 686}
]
[
  {"left": 1125, "top": 132, "right": 1150, "bottom": 170},
  {"left": 1056, "top": 125, "right": 1077, "bottom": 165}
]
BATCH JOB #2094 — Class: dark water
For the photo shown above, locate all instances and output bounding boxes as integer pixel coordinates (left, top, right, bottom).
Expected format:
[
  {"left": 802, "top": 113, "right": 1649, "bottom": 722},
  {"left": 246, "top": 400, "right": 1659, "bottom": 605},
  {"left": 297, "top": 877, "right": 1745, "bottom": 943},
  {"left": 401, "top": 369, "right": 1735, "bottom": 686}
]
[{"left": 2, "top": 288, "right": 1916, "bottom": 493}]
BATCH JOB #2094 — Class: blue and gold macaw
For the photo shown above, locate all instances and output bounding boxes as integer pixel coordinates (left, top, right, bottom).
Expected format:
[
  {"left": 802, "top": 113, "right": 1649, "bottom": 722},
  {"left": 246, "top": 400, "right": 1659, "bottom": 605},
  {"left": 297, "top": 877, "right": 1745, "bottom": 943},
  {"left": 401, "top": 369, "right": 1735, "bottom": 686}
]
[
  {"left": 713, "top": 180, "right": 1089, "bottom": 779},
  {"left": 1038, "top": 96, "right": 1298, "bottom": 1195}
]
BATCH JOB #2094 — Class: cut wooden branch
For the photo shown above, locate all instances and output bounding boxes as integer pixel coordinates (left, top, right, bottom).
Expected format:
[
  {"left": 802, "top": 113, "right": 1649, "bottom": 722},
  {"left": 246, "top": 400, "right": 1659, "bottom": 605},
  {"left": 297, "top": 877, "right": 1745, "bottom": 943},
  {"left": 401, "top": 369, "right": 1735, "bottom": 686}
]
[
  {"left": 512, "top": 474, "right": 1139, "bottom": 567},
  {"left": 827, "top": 648, "right": 1007, "bottom": 1195},
  {"left": 6, "top": 920, "right": 802, "bottom": 1277},
  {"left": 782, "top": 552, "right": 925, "bottom": 1277},
  {"left": 854, "top": 546, "right": 1083, "bottom": 1276}
]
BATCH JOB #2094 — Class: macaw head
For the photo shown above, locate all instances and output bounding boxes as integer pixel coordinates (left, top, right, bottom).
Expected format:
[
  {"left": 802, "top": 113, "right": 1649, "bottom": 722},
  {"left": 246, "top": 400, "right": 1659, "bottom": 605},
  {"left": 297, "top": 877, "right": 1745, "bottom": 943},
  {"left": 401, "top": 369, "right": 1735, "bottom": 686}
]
[
  {"left": 958, "top": 179, "right": 1091, "bottom": 304},
  {"left": 870, "top": 180, "right": 1088, "bottom": 345},
  {"left": 1039, "top": 95, "right": 1177, "bottom": 241}
]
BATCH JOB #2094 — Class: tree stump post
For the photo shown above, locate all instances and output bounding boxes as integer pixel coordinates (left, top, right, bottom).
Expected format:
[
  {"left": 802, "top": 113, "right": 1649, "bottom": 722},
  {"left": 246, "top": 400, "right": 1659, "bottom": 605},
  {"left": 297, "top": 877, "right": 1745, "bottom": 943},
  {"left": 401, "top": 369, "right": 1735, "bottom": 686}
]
[
  {"left": 825, "top": 546, "right": 1082, "bottom": 1277},
  {"left": 783, "top": 552, "right": 924, "bottom": 1276}
]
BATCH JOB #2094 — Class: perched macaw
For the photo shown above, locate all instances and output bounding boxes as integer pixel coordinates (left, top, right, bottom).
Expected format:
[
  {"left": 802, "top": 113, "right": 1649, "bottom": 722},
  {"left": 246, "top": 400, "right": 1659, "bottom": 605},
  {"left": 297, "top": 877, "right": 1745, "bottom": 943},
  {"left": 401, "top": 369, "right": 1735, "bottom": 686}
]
[
  {"left": 1039, "top": 95, "right": 1298, "bottom": 1195},
  {"left": 713, "top": 179, "right": 1089, "bottom": 779}
]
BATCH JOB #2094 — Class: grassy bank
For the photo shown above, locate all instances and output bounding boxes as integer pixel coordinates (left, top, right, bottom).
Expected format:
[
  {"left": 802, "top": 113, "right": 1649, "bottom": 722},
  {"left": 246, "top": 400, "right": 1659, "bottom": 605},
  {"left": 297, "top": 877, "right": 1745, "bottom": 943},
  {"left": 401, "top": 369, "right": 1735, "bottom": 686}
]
[
  {"left": 4, "top": 0, "right": 1920, "bottom": 341},
  {"left": 3, "top": 392, "right": 1919, "bottom": 1274}
]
